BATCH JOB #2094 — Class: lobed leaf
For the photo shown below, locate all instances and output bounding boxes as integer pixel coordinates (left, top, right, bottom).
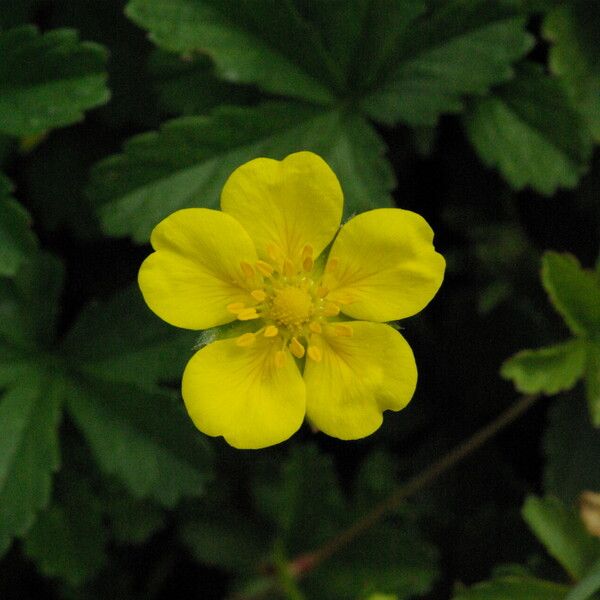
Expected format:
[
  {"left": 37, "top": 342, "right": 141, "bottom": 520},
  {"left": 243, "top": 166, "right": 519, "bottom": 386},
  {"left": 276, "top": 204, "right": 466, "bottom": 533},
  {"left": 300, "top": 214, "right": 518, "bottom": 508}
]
[
  {"left": 0, "top": 26, "right": 109, "bottom": 136},
  {"left": 464, "top": 63, "right": 594, "bottom": 195},
  {"left": 452, "top": 576, "right": 569, "bottom": 599}
]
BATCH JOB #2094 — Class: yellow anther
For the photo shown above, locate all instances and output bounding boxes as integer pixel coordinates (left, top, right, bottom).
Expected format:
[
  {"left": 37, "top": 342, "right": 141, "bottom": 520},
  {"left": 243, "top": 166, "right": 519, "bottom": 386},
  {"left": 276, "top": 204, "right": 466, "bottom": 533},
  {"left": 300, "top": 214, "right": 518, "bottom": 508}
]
[
  {"left": 302, "top": 244, "right": 314, "bottom": 259},
  {"left": 235, "top": 333, "right": 256, "bottom": 347},
  {"left": 251, "top": 289, "right": 267, "bottom": 302},
  {"left": 302, "top": 256, "right": 314, "bottom": 272},
  {"left": 322, "top": 302, "right": 340, "bottom": 317},
  {"left": 283, "top": 258, "right": 296, "bottom": 277},
  {"left": 266, "top": 243, "right": 281, "bottom": 262},
  {"left": 227, "top": 302, "right": 246, "bottom": 314},
  {"left": 315, "top": 285, "right": 329, "bottom": 298},
  {"left": 256, "top": 260, "right": 274, "bottom": 276},
  {"left": 307, "top": 345, "right": 322, "bottom": 362},
  {"left": 333, "top": 323, "right": 353, "bottom": 337},
  {"left": 335, "top": 294, "right": 354, "bottom": 305},
  {"left": 289, "top": 337, "right": 305, "bottom": 359},
  {"left": 274, "top": 350, "right": 286, "bottom": 368},
  {"left": 240, "top": 261, "right": 255, "bottom": 279},
  {"left": 237, "top": 308, "right": 259, "bottom": 321},
  {"left": 326, "top": 257, "right": 339, "bottom": 273},
  {"left": 264, "top": 325, "right": 279, "bottom": 337},
  {"left": 309, "top": 321, "right": 322, "bottom": 334}
]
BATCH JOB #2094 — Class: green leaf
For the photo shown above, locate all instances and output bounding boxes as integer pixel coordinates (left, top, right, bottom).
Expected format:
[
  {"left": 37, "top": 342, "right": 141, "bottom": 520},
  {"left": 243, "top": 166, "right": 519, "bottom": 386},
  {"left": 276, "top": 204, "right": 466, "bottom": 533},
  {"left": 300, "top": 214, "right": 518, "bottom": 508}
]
[
  {"left": 23, "top": 474, "right": 108, "bottom": 587},
  {"left": 544, "top": 2, "right": 600, "bottom": 141},
  {"left": 60, "top": 285, "right": 198, "bottom": 388},
  {"left": 522, "top": 495, "right": 600, "bottom": 580},
  {"left": 360, "top": 0, "right": 532, "bottom": 126},
  {"left": 89, "top": 102, "right": 394, "bottom": 242},
  {"left": 452, "top": 576, "right": 569, "bottom": 599},
  {"left": 0, "top": 26, "right": 109, "bottom": 136},
  {"left": 585, "top": 343, "right": 600, "bottom": 427},
  {"left": 544, "top": 394, "right": 600, "bottom": 505},
  {"left": 67, "top": 379, "right": 212, "bottom": 507},
  {"left": 542, "top": 252, "right": 600, "bottom": 338},
  {"left": 464, "top": 63, "right": 594, "bottom": 195},
  {"left": 125, "top": 0, "right": 338, "bottom": 105},
  {"left": 566, "top": 560, "right": 600, "bottom": 600},
  {"left": 148, "top": 49, "right": 257, "bottom": 116},
  {"left": 0, "top": 173, "right": 37, "bottom": 277},
  {"left": 0, "top": 368, "right": 63, "bottom": 555},
  {"left": 500, "top": 338, "right": 587, "bottom": 395}
]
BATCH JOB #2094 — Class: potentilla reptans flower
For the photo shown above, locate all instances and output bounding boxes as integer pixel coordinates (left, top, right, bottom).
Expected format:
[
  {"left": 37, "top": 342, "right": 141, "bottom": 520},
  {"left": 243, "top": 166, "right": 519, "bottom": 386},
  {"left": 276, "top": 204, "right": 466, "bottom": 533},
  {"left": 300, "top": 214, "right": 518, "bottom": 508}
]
[{"left": 138, "top": 152, "right": 445, "bottom": 449}]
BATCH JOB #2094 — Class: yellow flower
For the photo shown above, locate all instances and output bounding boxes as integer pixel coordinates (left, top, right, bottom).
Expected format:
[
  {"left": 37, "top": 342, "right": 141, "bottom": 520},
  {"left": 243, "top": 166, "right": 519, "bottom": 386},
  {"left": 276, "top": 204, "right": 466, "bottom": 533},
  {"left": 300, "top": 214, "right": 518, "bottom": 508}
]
[{"left": 138, "top": 152, "right": 445, "bottom": 449}]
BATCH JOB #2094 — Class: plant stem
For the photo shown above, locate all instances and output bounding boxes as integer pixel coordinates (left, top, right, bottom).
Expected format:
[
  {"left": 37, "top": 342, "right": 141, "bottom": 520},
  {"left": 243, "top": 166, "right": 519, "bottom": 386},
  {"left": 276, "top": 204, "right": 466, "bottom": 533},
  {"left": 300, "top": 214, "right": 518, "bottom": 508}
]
[{"left": 292, "top": 393, "right": 540, "bottom": 575}]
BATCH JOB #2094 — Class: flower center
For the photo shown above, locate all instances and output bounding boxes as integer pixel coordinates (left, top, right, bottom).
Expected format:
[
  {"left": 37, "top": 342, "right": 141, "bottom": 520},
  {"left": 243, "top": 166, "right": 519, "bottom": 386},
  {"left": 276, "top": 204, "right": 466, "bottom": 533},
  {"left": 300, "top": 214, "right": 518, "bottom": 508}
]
[{"left": 270, "top": 286, "right": 313, "bottom": 328}]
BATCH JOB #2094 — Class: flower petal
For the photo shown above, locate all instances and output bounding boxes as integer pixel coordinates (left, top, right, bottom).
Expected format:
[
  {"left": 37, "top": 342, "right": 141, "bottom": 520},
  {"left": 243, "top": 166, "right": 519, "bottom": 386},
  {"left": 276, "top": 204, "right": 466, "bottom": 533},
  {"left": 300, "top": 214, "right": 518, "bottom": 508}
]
[
  {"left": 182, "top": 338, "right": 306, "bottom": 449},
  {"left": 220, "top": 151, "right": 343, "bottom": 261},
  {"left": 304, "top": 322, "right": 417, "bottom": 440},
  {"left": 139, "top": 208, "right": 258, "bottom": 330},
  {"left": 323, "top": 208, "right": 445, "bottom": 322}
]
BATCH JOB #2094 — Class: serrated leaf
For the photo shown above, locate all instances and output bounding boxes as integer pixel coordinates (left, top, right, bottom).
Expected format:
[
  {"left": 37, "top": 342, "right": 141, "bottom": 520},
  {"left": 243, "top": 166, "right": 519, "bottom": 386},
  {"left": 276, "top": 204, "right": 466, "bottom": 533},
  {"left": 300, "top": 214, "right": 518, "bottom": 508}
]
[
  {"left": 126, "top": 0, "right": 338, "bottom": 105},
  {"left": 23, "top": 475, "right": 108, "bottom": 587},
  {"left": 148, "top": 49, "right": 257, "bottom": 116},
  {"left": 0, "top": 174, "right": 37, "bottom": 277},
  {"left": 89, "top": 102, "right": 394, "bottom": 242},
  {"left": 522, "top": 495, "right": 600, "bottom": 580},
  {"left": 0, "top": 368, "right": 63, "bottom": 555},
  {"left": 544, "top": 2, "right": 600, "bottom": 141},
  {"left": 585, "top": 343, "right": 600, "bottom": 427},
  {"left": 544, "top": 394, "right": 600, "bottom": 504},
  {"left": 360, "top": 0, "right": 532, "bottom": 126},
  {"left": 464, "top": 63, "right": 594, "bottom": 195},
  {"left": 67, "top": 379, "right": 212, "bottom": 507},
  {"left": 60, "top": 285, "right": 198, "bottom": 387},
  {"left": 0, "top": 26, "right": 109, "bottom": 136},
  {"left": 452, "top": 576, "right": 569, "bottom": 599},
  {"left": 500, "top": 338, "right": 587, "bottom": 395},
  {"left": 542, "top": 252, "right": 600, "bottom": 338}
]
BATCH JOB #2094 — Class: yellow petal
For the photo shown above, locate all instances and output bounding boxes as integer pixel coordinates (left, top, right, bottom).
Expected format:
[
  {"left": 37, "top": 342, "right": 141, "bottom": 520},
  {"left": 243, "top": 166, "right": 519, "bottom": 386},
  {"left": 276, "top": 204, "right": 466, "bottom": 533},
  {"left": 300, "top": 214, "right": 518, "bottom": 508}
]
[
  {"left": 220, "top": 152, "right": 343, "bottom": 261},
  {"left": 304, "top": 322, "right": 416, "bottom": 440},
  {"left": 139, "top": 208, "right": 258, "bottom": 330},
  {"left": 182, "top": 337, "right": 306, "bottom": 449},
  {"left": 323, "top": 208, "right": 445, "bottom": 322}
]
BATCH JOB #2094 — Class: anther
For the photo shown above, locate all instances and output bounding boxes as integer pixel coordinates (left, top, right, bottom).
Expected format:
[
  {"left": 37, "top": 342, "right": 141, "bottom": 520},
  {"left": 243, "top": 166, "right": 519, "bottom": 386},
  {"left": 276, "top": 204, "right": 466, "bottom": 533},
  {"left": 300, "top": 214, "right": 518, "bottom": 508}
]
[
  {"left": 307, "top": 345, "right": 322, "bottom": 362},
  {"left": 251, "top": 289, "right": 267, "bottom": 302},
  {"left": 309, "top": 321, "right": 322, "bottom": 334},
  {"left": 240, "top": 261, "right": 255, "bottom": 279},
  {"left": 302, "top": 244, "right": 314, "bottom": 259},
  {"left": 333, "top": 323, "right": 353, "bottom": 337},
  {"left": 264, "top": 325, "right": 279, "bottom": 338},
  {"left": 302, "top": 256, "right": 314, "bottom": 272},
  {"left": 255, "top": 260, "right": 274, "bottom": 276},
  {"left": 315, "top": 285, "right": 329, "bottom": 298},
  {"left": 283, "top": 258, "right": 296, "bottom": 277},
  {"left": 266, "top": 243, "right": 281, "bottom": 262},
  {"left": 325, "top": 257, "right": 339, "bottom": 273},
  {"left": 235, "top": 333, "right": 256, "bottom": 347},
  {"left": 237, "top": 308, "right": 259, "bottom": 321},
  {"left": 274, "top": 350, "right": 286, "bottom": 368},
  {"left": 334, "top": 293, "right": 354, "bottom": 305},
  {"left": 289, "top": 337, "right": 305, "bottom": 359},
  {"left": 227, "top": 302, "right": 246, "bottom": 314},
  {"left": 322, "top": 302, "right": 340, "bottom": 317}
]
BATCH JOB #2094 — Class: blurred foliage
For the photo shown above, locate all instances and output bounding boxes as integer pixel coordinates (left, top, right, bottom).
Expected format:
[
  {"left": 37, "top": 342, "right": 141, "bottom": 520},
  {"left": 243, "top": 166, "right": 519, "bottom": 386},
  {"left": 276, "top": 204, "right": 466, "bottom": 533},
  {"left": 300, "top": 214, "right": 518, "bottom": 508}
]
[{"left": 0, "top": 0, "right": 599, "bottom": 598}]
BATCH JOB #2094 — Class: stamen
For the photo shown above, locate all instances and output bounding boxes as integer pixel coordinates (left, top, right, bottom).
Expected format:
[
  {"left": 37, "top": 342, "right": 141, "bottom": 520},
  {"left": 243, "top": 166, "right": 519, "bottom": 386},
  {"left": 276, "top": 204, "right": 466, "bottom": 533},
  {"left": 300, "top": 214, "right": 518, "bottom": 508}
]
[
  {"left": 235, "top": 333, "right": 256, "bottom": 347},
  {"left": 227, "top": 302, "right": 245, "bottom": 314},
  {"left": 283, "top": 258, "right": 296, "bottom": 277},
  {"left": 302, "top": 244, "right": 314, "bottom": 259},
  {"left": 325, "top": 257, "right": 339, "bottom": 273},
  {"left": 333, "top": 323, "right": 353, "bottom": 337},
  {"left": 289, "top": 337, "right": 305, "bottom": 358},
  {"left": 309, "top": 321, "right": 322, "bottom": 334},
  {"left": 251, "top": 289, "right": 267, "bottom": 302},
  {"left": 266, "top": 243, "right": 281, "bottom": 262},
  {"left": 316, "top": 285, "right": 329, "bottom": 298},
  {"left": 322, "top": 302, "right": 340, "bottom": 317},
  {"left": 302, "top": 256, "right": 314, "bottom": 272},
  {"left": 240, "top": 261, "right": 255, "bottom": 279},
  {"left": 237, "top": 308, "right": 259, "bottom": 321},
  {"left": 264, "top": 325, "right": 278, "bottom": 337},
  {"left": 256, "top": 260, "right": 274, "bottom": 276},
  {"left": 307, "top": 345, "right": 322, "bottom": 362},
  {"left": 274, "top": 350, "right": 286, "bottom": 368}
]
